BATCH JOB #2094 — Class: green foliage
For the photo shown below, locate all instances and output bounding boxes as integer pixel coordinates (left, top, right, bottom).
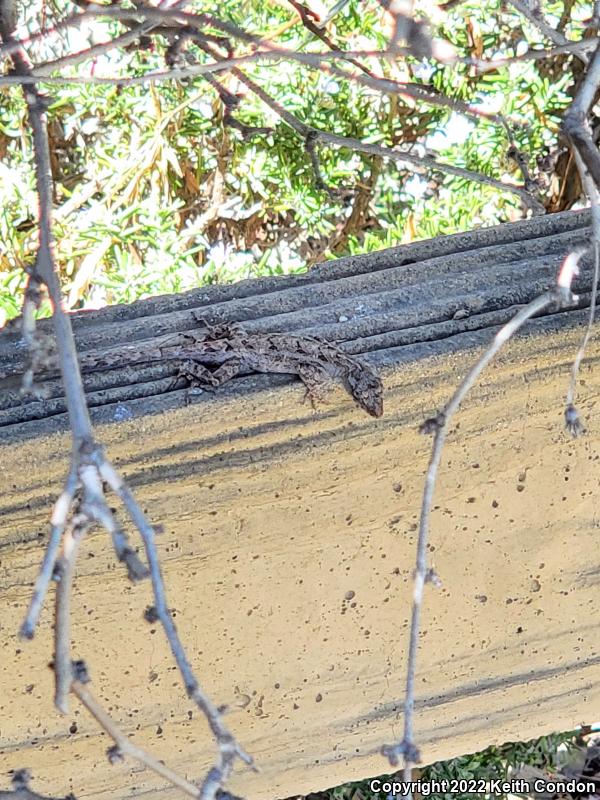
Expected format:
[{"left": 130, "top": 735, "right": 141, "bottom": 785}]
[
  {"left": 0, "top": 1, "right": 595, "bottom": 323},
  {"left": 295, "top": 729, "right": 582, "bottom": 800},
  {"left": 418, "top": 730, "right": 581, "bottom": 800}
]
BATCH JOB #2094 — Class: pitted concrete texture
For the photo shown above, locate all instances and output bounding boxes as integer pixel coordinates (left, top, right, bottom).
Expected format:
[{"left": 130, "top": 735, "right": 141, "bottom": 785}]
[{"left": 0, "top": 209, "right": 599, "bottom": 799}]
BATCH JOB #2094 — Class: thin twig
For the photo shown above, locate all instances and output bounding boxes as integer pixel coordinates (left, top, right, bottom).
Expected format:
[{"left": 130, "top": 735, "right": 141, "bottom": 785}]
[
  {"left": 284, "top": 0, "right": 378, "bottom": 77},
  {"left": 10, "top": 79, "right": 94, "bottom": 445},
  {"left": 382, "top": 267, "right": 578, "bottom": 795},
  {"left": 68, "top": 11, "right": 543, "bottom": 207},
  {"left": 0, "top": 770, "right": 75, "bottom": 800},
  {"left": 2, "top": 10, "right": 250, "bottom": 797},
  {"left": 84, "top": 477, "right": 151, "bottom": 582},
  {"left": 71, "top": 678, "right": 201, "bottom": 798},
  {"left": 564, "top": 240, "right": 597, "bottom": 436},
  {"left": 0, "top": 7, "right": 86, "bottom": 60},
  {"left": 506, "top": 0, "right": 575, "bottom": 52},
  {"left": 0, "top": 46, "right": 496, "bottom": 126},
  {"left": 54, "top": 511, "right": 88, "bottom": 713},
  {"left": 475, "top": 39, "right": 597, "bottom": 72},
  {"left": 34, "top": 27, "right": 162, "bottom": 75},
  {"left": 20, "top": 463, "right": 79, "bottom": 639},
  {"left": 0, "top": 48, "right": 416, "bottom": 86},
  {"left": 93, "top": 455, "right": 254, "bottom": 785},
  {"left": 0, "top": 8, "right": 98, "bottom": 676},
  {"left": 224, "top": 63, "right": 543, "bottom": 209},
  {"left": 58, "top": 5, "right": 514, "bottom": 125},
  {"left": 564, "top": 152, "right": 600, "bottom": 435},
  {"left": 561, "top": 32, "right": 600, "bottom": 435},
  {"left": 563, "top": 40, "right": 600, "bottom": 188}
]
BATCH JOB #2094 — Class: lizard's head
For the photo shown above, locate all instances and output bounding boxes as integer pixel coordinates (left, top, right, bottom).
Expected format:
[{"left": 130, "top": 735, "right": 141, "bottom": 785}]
[{"left": 346, "top": 367, "right": 383, "bottom": 418}]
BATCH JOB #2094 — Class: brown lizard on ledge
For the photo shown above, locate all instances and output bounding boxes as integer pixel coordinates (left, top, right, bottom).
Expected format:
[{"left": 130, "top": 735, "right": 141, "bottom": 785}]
[{"left": 4, "top": 321, "right": 384, "bottom": 418}]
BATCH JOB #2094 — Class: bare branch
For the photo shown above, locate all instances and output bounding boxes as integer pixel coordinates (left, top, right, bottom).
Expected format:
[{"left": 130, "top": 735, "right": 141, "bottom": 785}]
[
  {"left": 1, "top": 8, "right": 251, "bottom": 797},
  {"left": 228, "top": 62, "right": 543, "bottom": 209},
  {"left": 563, "top": 41, "right": 600, "bottom": 188},
  {"left": 54, "top": 508, "right": 89, "bottom": 713},
  {"left": 564, "top": 152, "right": 600, "bottom": 435},
  {"left": 0, "top": 770, "right": 75, "bottom": 800},
  {"left": 0, "top": 8, "right": 86, "bottom": 60},
  {"left": 476, "top": 39, "right": 598, "bottom": 72},
  {"left": 506, "top": 0, "right": 577, "bottom": 53},
  {"left": 382, "top": 262, "right": 578, "bottom": 792},
  {"left": 2, "top": 48, "right": 421, "bottom": 87},
  {"left": 200, "top": 71, "right": 273, "bottom": 139},
  {"left": 72, "top": 677, "right": 201, "bottom": 799},
  {"left": 284, "top": 0, "right": 378, "bottom": 77},
  {"left": 171, "top": 32, "right": 541, "bottom": 211},
  {"left": 51, "top": 5, "right": 508, "bottom": 125},
  {"left": 20, "top": 465, "right": 79, "bottom": 639},
  {"left": 92, "top": 455, "right": 254, "bottom": 780},
  {"left": 34, "top": 27, "right": 163, "bottom": 76}
]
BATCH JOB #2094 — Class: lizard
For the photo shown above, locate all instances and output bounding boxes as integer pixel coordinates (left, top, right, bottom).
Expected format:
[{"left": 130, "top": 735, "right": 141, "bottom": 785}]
[{"left": 3, "top": 320, "right": 384, "bottom": 418}]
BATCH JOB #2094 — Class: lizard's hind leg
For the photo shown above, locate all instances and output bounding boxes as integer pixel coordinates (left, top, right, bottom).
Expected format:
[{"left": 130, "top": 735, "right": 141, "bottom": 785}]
[
  {"left": 177, "top": 357, "right": 244, "bottom": 404},
  {"left": 177, "top": 359, "right": 221, "bottom": 388}
]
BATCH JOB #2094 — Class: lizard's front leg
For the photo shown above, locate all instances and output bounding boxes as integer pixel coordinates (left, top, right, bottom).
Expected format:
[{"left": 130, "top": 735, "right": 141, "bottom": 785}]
[{"left": 297, "top": 364, "right": 332, "bottom": 409}]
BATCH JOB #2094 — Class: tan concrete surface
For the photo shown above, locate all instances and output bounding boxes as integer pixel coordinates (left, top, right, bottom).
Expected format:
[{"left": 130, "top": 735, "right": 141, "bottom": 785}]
[
  {"left": 1, "top": 325, "right": 599, "bottom": 799},
  {"left": 1, "top": 210, "right": 599, "bottom": 799}
]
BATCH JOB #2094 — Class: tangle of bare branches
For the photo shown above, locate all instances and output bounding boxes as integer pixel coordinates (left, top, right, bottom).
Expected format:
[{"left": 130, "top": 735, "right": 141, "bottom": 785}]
[
  {"left": 3, "top": 1, "right": 600, "bottom": 798},
  {"left": 1, "top": 3, "right": 252, "bottom": 798}
]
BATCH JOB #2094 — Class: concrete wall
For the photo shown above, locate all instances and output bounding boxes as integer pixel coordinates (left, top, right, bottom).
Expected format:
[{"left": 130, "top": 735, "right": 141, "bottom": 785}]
[{"left": 0, "top": 210, "right": 599, "bottom": 799}]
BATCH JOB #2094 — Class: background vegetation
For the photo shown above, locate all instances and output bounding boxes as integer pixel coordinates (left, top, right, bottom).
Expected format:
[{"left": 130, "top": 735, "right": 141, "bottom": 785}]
[
  {"left": 295, "top": 728, "right": 600, "bottom": 800},
  {"left": 0, "top": 0, "right": 593, "bottom": 325}
]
